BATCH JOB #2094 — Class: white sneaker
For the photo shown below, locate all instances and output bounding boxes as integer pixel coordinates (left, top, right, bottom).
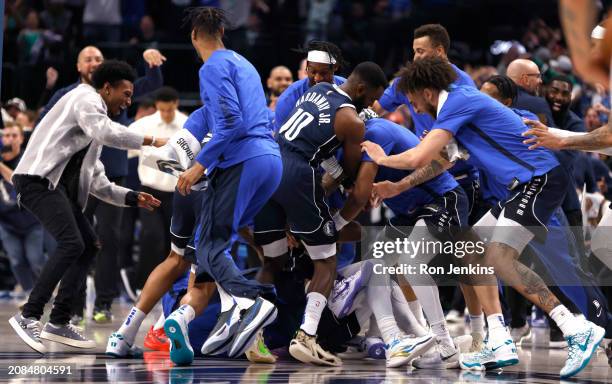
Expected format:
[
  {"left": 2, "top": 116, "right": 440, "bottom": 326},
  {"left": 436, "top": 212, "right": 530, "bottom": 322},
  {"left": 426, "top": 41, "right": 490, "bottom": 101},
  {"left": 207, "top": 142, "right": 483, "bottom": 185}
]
[
  {"left": 460, "top": 338, "right": 518, "bottom": 371},
  {"left": 445, "top": 310, "right": 464, "bottom": 324},
  {"left": 385, "top": 334, "right": 436, "bottom": 368},
  {"left": 106, "top": 332, "right": 143, "bottom": 358},
  {"left": 560, "top": 321, "right": 605, "bottom": 379},
  {"left": 453, "top": 334, "right": 473, "bottom": 353},
  {"left": 412, "top": 342, "right": 460, "bottom": 369}
]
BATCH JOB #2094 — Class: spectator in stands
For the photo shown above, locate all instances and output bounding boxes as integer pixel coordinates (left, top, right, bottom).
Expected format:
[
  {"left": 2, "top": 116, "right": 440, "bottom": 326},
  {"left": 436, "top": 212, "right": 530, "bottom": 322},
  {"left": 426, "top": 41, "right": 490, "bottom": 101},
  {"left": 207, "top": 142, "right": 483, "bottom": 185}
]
[
  {"left": 82, "top": 0, "right": 122, "bottom": 43},
  {"left": 129, "top": 87, "right": 186, "bottom": 290},
  {"left": 0, "top": 123, "right": 45, "bottom": 297},
  {"left": 130, "top": 15, "right": 163, "bottom": 48},
  {"left": 3, "top": 98, "right": 26, "bottom": 122},
  {"left": 297, "top": 59, "right": 308, "bottom": 80},
  {"left": 507, "top": 58, "right": 555, "bottom": 126},
  {"left": 585, "top": 106, "right": 602, "bottom": 132},
  {"left": 266, "top": 65, "right": 293, "bottom": 111}
]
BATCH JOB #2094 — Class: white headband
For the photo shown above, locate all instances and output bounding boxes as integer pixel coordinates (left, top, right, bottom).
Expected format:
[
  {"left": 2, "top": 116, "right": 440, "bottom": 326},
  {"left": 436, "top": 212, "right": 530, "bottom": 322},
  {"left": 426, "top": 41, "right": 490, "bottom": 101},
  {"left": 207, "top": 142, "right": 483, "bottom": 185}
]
[
  {"left": 592, "top": 25, "right": 606, "bottom": 40},
  {"left": 307, "top": 50, "right": 336, "bottom": 65}
]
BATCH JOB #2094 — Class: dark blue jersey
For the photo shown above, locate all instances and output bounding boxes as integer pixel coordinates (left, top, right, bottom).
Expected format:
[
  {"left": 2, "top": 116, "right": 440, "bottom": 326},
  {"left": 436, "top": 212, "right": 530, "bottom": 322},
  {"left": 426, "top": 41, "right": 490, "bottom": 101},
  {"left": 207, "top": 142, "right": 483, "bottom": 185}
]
[
  {"left": 277, "top": 82, "right": 354, "bottom": 165},
  {"left": 362, "top": 118, "right": 459, "bottom": 215},
  {"left": 274, "top": 76, "right": 347, "bottom": 132}
]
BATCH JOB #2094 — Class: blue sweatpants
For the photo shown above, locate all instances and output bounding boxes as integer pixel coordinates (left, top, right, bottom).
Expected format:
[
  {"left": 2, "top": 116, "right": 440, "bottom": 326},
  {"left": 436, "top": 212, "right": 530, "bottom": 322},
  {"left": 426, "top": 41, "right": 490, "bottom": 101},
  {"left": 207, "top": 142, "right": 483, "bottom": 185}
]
[{"left": 195, "top": 154, "right": 282, "bottom": 300}]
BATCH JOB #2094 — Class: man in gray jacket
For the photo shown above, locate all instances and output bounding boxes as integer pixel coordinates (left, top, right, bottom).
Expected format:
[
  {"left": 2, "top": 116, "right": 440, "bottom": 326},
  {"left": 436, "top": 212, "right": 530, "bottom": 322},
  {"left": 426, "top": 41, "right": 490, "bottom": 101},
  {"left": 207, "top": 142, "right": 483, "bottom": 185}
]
[{"left": 9, "top": 60, "right": 163, "bottom": 354}]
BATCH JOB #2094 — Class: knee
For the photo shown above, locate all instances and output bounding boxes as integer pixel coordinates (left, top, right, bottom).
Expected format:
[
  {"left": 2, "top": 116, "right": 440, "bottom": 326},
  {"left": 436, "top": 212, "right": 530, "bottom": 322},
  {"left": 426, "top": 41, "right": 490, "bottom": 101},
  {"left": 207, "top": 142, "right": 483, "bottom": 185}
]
[
  {"left": 58, "top": 233, "right": 86, "bottom": 256},
  {"left": 167, "top": 251, "right": 191, "bottom": 272}
]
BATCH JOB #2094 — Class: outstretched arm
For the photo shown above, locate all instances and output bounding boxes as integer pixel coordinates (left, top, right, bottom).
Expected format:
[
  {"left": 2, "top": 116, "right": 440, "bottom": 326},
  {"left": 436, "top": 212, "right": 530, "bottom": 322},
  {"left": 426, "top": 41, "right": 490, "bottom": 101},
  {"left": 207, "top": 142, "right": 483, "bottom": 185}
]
[{"left": 361, "top": 129, "right": 453, "bottom": 170}]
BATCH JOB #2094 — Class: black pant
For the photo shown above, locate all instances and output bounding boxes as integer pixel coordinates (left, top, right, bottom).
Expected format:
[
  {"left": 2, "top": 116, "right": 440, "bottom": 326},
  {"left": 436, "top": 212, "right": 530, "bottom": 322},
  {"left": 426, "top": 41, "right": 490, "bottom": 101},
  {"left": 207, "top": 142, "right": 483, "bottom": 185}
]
[
  {"left": 14, "top": 176, "right": 98, "bottom": 325},
  {"left": 72, "top": 178, "right": 126, "bottom": 314},
  {"left": 135, "top": 186, "right": 173, "bottom": 289}
]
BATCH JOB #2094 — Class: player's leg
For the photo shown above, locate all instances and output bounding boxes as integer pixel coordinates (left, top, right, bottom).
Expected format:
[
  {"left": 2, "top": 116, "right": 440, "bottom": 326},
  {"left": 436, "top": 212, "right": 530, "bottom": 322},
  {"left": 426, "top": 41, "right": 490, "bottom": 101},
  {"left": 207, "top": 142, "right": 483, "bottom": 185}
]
[
  {"left": 168, "top": 155, "right": 281, "bottom": 363},
  {"left": 107, "top": 191, "right": 201, "bottom": 357},
  {"left": 463, "top": 169, "right": 604, "bottom": 378}
]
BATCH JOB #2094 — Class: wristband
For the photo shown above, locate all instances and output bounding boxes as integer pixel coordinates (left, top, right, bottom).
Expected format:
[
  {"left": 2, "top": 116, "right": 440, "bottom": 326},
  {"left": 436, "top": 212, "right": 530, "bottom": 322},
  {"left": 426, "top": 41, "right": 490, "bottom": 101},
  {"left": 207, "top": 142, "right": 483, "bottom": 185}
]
[
  {"left": 321, "top": 157, "right": 344, "bottom": 180},
  {"left": 333, "top": 212, "right": 349, "bottom": 231},
  {"left": 125, "top": 191, "right": 139, "bottom": 207}
]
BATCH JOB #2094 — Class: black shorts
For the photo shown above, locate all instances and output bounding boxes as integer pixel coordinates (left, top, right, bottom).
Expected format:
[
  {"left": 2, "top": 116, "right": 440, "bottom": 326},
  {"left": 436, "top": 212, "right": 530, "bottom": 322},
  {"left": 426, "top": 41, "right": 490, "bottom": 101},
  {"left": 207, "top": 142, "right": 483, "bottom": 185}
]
[
  {"left": 254, "top": 153, "right": 338, "bottom": 248},
  {"left": 170, "top": 189, "right": 204, "bottom": 260},
  {"left": 491, "top": 165, "right": 568, "bottom": 241},
  {"left": 386, "top": 186, "right": 469, "bottom": 242}
]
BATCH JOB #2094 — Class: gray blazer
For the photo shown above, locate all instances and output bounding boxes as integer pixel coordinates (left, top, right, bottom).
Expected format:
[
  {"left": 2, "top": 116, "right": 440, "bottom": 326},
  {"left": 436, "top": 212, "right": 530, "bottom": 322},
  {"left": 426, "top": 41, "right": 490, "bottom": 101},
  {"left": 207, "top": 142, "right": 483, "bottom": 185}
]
[{"left": 13, "top": 84, "right": 145, "bottom": 208}]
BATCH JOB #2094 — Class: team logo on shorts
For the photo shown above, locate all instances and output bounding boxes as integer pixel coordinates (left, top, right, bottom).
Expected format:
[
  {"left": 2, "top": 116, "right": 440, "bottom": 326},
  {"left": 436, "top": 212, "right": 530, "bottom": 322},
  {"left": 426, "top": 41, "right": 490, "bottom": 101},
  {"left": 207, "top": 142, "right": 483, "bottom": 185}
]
[{"left": 323, "top": 221, "right": 336, "bottom": 237}]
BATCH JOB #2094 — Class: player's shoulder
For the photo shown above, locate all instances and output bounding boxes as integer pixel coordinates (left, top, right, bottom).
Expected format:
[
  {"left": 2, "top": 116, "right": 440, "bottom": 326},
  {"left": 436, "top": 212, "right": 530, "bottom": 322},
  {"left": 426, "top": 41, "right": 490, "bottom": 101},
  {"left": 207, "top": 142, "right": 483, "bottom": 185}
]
[
  {"left": 451, "top": 64, "right": 476, "bottom": 88},
  {"left": 333, "top": 75, "right": 347, "bottom": 85}
]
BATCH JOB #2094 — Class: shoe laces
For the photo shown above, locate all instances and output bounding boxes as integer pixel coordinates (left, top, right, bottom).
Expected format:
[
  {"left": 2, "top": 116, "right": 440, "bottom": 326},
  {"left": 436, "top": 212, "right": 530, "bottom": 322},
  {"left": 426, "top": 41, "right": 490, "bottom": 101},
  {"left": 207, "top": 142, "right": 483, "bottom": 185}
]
[
  {"left": 26, "top": 320, "right": 43, "bottom": 338},
  {"left": 67, "top": 323, "right": 86, "bottom": 339}
]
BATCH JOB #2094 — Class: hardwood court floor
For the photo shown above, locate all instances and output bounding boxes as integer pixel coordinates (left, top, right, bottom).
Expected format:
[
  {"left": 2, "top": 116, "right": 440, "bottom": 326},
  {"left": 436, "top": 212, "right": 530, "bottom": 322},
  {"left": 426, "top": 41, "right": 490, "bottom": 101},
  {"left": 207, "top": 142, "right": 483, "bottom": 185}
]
[{"left": 0, "top": 301, "right": 610, "bottom": 383}]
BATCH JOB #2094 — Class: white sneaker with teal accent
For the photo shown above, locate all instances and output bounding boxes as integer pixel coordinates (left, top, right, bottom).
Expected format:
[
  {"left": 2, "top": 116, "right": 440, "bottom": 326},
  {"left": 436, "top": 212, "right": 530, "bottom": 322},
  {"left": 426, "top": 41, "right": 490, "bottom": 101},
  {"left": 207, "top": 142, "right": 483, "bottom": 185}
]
[
  {"left": 560, "top": 321, "right": 605, "bottom": 379},
  {"left": 164, "top": 309, "right": 194, "bottom": 366},
  {"left": 459, "top": 338, "right": 518, "bottom": 371}
]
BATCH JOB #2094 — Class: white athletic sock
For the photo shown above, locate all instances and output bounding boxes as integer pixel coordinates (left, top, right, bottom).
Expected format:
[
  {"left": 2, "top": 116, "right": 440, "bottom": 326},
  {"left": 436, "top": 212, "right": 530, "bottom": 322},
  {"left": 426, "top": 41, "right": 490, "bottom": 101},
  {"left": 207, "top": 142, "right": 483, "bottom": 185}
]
[
  {"left": 300, "top": 292, "right": 326, "bottom": 336},
  {"left": 118, "top": 307, "right": 146, "bottom": 345},
  {"left": 153, "top": 313, "right": 165, "bottom": 331},
  {"left": 412, "top": 285, "right": 446, "bottom": 326},
  {"left": 550, "top": 305, "right": 585, "bottom": 337},
  {"left": 469, "top": 314, "right": 485, "bottom": 337},
  {"left": 431, "top": 320, "right": 454, "bottom": 347},
  {"left": 367, "top": 283, "right": 402, "bottom": 344},
  {"left": 216, "top": 283, "right": 235, "bottom": 312},
  {"left": 234, "top": 296, "right": 255, "bottom": 310},
  {"left": 408, "top": 300, "right": 427, "bottom": 327},
  {"left": 390, "top": 282, "right": 428, "bottom": 337},
  {"left": 176, "top": 304, "right": 195, "bottom": 324},
  {"left": 487, "top": 313, "right": 510, "bottom": 343},
  {"left": 378, "top": 316, "right": 401, "bottom": 345}
]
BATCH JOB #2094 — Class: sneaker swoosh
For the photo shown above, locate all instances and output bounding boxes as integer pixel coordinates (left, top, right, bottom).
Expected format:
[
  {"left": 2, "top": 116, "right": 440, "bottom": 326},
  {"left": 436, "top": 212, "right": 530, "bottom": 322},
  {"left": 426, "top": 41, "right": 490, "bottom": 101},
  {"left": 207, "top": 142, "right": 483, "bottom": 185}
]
[
  {"left": 441, "top": 352, "right": 457, "bottom": 361},
  {"left": 578, "top": 330, "right": 592, "bottom": 352},
  {"left": 491, "top": 340, "right": 512, "bottom": 352},
  {"left": 216, "top": 324, "right": 229, "bottom": 340}
]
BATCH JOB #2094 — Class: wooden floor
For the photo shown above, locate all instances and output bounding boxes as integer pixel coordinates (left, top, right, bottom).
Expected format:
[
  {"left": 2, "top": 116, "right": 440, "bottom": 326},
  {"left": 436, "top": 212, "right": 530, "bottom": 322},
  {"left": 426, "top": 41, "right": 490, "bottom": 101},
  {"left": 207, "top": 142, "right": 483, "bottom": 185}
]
[{"left": 0, "top": 301, "right": 610, "bottom": 383}]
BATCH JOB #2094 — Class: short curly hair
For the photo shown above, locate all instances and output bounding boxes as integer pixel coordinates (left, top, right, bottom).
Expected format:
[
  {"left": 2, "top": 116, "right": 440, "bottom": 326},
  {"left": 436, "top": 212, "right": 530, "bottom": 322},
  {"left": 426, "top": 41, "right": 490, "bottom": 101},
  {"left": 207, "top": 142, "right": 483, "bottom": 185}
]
[
  {"left": 397, "top": 57, "right": 457, "bottom": 94},
  {"left": 91, "top": 60, "right": 136, "bottom": 90}
]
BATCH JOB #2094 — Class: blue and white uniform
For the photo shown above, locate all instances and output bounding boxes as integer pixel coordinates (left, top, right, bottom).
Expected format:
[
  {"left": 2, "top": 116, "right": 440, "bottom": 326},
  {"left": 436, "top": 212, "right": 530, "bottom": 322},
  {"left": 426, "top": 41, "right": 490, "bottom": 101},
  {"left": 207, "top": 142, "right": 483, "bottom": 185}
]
[
  {"left": 255, "top": 82, "right": 354, "bottom": 260},
  {"left": 194, "top": 49, "right": 282, "bottom": 300}
]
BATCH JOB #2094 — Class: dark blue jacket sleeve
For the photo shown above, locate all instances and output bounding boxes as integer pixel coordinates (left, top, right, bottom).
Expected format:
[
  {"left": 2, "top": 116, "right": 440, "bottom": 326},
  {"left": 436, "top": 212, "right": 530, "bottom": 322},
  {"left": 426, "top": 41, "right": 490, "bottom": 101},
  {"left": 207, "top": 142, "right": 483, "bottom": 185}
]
[
  {"left": 133, "top": 65, "right": 163, "bottom": 98},
  {"left": 195, "top": 63, "right": 244, "bottom": 169},
  {"left": 36, "top": 84, "right": 75, "bottom": 125}
]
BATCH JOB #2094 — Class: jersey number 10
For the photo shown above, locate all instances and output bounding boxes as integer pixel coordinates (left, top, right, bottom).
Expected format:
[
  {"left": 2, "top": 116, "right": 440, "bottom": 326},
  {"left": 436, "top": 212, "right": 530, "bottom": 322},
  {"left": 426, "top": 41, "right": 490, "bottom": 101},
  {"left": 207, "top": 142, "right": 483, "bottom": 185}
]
[{"left": 279, "top": 108, "right": 314, "bottom": 141}]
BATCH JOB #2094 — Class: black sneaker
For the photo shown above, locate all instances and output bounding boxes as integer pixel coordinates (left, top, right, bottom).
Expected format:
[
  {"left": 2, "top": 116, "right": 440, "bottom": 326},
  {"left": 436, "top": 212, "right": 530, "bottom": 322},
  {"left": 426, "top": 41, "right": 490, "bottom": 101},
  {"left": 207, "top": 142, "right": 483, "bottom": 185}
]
[
  {"left": 606, "top": 341, "right": 612, "bottom": 368},
  {"left": 9, "top": 314, "right": 47, "bottom": 354}
]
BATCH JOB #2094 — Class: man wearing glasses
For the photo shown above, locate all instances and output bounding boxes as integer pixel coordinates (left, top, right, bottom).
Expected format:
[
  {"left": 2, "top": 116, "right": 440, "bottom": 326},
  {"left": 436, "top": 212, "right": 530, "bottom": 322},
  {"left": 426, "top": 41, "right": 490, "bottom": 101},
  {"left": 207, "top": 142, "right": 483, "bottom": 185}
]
[{"left": 507, "top": 58, "right": 555, "bottom": 126}]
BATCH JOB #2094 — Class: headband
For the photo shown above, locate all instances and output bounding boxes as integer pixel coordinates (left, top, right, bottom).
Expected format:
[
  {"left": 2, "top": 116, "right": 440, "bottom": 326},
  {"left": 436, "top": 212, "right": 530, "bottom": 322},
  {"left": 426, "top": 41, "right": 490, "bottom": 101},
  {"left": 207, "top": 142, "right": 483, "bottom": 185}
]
[{"left": 307, "top": 50, "right": 337, "bottom": 65}]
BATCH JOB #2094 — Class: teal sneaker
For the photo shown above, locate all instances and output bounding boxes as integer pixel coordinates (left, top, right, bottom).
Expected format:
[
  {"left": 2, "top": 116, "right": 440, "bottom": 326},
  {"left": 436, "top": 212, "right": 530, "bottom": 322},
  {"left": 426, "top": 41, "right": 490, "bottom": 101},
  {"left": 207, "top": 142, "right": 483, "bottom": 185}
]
[
  {"left": 560, "top": 321, "right": 605, "bottom": 379},
  {"left": 164, "top": 308, "right": 194, "bottom": 366},
  {"left": 459, "top": 338, "right": 518, "bottom": 370}
]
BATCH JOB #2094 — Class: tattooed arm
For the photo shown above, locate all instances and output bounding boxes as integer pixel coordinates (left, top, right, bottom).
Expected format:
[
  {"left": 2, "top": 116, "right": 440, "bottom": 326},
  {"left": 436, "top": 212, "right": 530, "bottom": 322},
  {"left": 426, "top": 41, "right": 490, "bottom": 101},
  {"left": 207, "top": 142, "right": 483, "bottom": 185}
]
[
  {"left": 371, "top": 156, "right": 453, "bottom": 201},
  {"left": 559, "top": 0, "right": 609, "bottom": 87},
  {"left": 524, "top": 118, "right": 612, "bottom": 151}
]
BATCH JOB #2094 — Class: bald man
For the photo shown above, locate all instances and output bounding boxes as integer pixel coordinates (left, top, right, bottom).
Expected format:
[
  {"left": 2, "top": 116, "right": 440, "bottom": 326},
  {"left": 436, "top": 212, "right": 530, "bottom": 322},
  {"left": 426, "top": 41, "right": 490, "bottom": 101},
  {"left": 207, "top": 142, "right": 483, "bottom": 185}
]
[
  {"left": 507, "top": 58, "right": 555, "bottom": 126},
  {"left": 37, "top": 46, "right": 166, "bottom": 325},
  {"left": 266, "top": 66, "right": 293, "bottom": 111}
]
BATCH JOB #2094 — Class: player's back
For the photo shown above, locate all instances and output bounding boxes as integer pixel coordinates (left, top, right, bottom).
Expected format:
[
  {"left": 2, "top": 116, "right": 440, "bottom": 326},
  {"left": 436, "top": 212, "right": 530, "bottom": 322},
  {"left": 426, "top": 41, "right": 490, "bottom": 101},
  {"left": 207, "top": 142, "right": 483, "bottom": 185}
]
[
  {"left": 433, "top": 86, "right": 559, "bottom": 187},
  {"left": 276, "top": 82, "right": 353, "bottom": 165}
]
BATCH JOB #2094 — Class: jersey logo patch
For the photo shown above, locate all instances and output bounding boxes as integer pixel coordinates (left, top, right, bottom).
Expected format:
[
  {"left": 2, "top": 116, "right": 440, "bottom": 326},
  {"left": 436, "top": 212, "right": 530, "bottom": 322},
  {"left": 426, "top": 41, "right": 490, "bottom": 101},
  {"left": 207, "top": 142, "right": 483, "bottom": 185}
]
[{"left": 323, "top": 221, "right": 336, "bottom": 237}]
